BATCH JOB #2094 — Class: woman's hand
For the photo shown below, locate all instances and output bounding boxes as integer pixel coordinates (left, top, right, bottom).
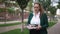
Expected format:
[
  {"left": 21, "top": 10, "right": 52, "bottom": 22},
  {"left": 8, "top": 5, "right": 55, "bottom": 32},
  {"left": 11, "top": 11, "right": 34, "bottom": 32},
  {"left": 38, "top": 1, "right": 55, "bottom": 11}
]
[
  {"left": 28, "top": 24, "right": 37, "bottom": 29},
  {"left": 27, "top": 24, "right": 33, "bottom": 29},
  {"left": 36, "top": 25, "right": 41, "bottom": 30}
]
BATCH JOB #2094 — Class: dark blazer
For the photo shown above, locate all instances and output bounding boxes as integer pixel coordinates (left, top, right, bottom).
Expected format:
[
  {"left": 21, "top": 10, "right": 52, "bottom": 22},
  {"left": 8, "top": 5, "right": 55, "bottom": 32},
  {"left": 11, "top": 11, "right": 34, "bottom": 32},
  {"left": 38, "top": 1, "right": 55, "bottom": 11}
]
[{"left": 27, "top": 12, "right": 49, "bottom": 34}]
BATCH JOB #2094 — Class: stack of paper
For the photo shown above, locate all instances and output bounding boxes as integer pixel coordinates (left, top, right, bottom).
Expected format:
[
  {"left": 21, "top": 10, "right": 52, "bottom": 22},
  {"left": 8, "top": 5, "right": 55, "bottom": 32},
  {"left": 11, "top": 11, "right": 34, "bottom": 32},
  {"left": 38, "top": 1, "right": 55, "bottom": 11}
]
[{"left": 26, "top": 25, "right": 37, "bottom": 29}]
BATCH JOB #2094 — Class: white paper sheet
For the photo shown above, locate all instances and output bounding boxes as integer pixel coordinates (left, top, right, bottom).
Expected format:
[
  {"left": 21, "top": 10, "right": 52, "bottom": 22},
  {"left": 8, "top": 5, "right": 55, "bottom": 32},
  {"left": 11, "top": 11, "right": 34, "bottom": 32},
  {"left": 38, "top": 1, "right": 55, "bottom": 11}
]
[{"left": 26, "top": 25, "right": 37, "bottom": 29}]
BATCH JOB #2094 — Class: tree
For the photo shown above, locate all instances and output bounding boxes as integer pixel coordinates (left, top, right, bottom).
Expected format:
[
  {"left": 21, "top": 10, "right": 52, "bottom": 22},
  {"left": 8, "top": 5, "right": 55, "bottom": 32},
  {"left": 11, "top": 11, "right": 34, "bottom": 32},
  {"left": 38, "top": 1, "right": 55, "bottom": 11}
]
[
  {"left": 16, "top": 0, "right": 30, "bottom": 9},
  {"left": 28, "top": 0, "right": 33, "bottom": 11},
  {"left": 57, "top": 2, "right": 60, "bottom": 9},
  {"left": 39, "top": 0, "right": 51, "bottom": 10},
  {"left": 7, "top": 7, "right": 15, "bottom": 14},
  {"left": 16, "top": 0, "right": 30, "bottom": 32},
  {"left": 0, "top": 0, "right": 7, "bottom": 2},
  {"left": 48, "top": 6, "right": 57, "bottom": 20}
]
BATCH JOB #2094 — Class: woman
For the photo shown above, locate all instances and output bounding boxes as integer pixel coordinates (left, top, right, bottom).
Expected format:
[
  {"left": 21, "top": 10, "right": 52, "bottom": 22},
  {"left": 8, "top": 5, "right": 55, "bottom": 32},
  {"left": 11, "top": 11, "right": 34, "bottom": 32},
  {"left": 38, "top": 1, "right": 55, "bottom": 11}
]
[{"left": 27, "top": 2, "right": 49, "bottom": 34}]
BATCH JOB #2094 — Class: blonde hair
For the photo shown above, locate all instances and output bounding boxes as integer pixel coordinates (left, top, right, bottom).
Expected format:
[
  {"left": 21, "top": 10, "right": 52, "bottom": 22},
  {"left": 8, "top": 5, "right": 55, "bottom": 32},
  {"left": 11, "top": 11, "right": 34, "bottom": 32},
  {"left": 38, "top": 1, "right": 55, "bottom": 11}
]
[{"left": 34, "top": 2, "right": 44, "bottom": 16}]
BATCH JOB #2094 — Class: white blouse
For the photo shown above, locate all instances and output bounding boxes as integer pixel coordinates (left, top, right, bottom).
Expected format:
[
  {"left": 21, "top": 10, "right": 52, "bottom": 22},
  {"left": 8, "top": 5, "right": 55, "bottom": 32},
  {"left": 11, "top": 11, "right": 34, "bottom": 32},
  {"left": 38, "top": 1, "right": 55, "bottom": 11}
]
[{"left": 30, "top": 12, "right": 40, "bottom": 25}]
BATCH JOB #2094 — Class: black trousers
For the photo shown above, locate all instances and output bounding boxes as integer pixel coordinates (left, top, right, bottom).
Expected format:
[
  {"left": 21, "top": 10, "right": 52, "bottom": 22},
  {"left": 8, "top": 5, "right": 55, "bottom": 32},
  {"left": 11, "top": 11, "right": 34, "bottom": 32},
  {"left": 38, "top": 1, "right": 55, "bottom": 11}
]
[
  {"left": 29, "top": 29, "right": 41, "bottom": 34},
  {"left": 29, "top": 29, "right": 47, "bottom": 34}
]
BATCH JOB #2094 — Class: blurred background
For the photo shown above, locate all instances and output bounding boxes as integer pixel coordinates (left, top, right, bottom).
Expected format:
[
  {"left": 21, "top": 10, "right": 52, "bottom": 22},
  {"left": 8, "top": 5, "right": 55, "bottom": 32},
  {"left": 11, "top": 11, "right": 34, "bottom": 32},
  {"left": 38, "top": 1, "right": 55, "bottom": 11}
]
[{"left": 0, "top": 0, "right": 60, "bottom": 34}]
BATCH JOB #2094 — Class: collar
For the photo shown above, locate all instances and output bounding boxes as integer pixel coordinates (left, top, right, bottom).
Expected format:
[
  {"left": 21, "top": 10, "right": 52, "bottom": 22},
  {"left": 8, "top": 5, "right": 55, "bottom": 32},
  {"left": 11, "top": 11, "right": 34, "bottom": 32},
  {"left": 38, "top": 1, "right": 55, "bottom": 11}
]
[{"left": 33, "top": 12, "right": 40, "bottom": 16}]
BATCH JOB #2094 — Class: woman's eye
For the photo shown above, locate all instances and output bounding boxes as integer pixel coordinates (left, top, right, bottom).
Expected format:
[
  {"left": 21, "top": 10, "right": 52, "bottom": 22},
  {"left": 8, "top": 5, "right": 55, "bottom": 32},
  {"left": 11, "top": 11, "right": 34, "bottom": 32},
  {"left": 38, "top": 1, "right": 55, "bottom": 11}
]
[{"left": 34, "top": 7, "right": 39, "bottom": 8}]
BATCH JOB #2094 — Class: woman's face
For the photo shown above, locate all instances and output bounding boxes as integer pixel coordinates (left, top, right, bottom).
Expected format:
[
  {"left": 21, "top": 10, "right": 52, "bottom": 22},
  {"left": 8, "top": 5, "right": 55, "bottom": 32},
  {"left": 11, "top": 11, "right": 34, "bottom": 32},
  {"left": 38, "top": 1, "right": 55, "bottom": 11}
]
[{"left": 34, "top": 4, "right": 40, "bottom": 12}]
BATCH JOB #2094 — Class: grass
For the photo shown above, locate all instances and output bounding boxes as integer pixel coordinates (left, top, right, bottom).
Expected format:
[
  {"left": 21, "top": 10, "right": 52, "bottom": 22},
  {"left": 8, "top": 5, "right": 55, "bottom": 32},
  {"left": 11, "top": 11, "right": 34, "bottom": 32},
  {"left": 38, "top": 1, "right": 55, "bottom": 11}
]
[
  {"left": 0, "top": 20, "right": 14, "bottom": 22},
  {"left": 0, "top": 29, "right": 29, "bottom": 34},
  {"left": 0, "top": 22, "right": 27, "bottom": 27},
  {"left": 48, "top": 21, "right": 56, "bottom": 27},
  {"left": 0, "top": 22, "right": 21, "bottom": 27}
]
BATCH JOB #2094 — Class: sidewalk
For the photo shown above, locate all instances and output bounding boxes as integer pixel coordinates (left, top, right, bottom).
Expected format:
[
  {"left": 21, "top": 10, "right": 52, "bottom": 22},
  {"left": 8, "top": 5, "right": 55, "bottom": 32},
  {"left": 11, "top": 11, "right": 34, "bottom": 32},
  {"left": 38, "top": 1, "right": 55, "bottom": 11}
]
[
  {"left": 48, "top": 19, "right": 60, "bottom": 34},
  {"left": 0, "top": 25, "right": 21, "bottom": 33}
]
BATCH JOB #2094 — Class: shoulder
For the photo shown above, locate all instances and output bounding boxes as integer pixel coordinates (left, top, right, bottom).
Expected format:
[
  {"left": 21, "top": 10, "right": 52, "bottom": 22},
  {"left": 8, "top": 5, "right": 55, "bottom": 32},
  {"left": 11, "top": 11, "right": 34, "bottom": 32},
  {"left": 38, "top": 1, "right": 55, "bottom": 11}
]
[
  {"left": 43, "top": 11, "right": 47, "bottom": 15},
  {"left": 28, "top": 12, "right": 33, "bottom": 17},
  {"left": 42, "top": 12, "right": 47, "bottom": 17},
  {"left": 29, "top": 11, "right": 33, "bottom": 16}
]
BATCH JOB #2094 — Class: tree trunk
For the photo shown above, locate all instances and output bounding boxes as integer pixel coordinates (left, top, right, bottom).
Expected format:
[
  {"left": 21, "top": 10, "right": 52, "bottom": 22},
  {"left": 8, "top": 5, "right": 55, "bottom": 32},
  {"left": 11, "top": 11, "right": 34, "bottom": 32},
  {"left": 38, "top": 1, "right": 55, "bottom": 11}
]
[{"left": 21, "top": 9, "right": 24, "bottom": 32}]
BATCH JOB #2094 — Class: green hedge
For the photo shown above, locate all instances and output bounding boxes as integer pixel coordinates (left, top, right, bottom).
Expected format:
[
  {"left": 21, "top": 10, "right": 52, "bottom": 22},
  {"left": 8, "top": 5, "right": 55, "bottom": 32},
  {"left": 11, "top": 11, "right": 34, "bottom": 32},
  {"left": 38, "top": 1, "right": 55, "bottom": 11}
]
[
  {"left": 7, "top": 7, "right": 15, "bottom": 13},
  {"left": 48, "top": 21, "right": 56, "bottom": 27},
  {"left": 0, "top": 22, "right": 21, "bottom": 27},
  {"left": 0, "top": 8, "right": 5, "bottom": 12}
]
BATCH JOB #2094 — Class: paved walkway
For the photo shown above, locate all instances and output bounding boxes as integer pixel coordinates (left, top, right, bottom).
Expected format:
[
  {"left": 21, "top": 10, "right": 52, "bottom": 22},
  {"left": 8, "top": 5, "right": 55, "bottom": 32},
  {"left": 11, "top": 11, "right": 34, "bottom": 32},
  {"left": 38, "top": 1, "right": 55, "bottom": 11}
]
[
  {"left": 48, "top": 19, "right": 60, "bottom": 34},
  {"left": 0, "top": 25, "right": 21, "bottom": 33},
  {"left": 0, "top": 21, "right": 20, "bottom": 24}
]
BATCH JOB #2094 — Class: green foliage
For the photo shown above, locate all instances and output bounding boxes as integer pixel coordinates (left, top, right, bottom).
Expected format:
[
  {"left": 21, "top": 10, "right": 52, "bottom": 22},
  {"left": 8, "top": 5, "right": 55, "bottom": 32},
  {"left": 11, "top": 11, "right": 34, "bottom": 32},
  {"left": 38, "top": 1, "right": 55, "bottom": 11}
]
[
  {"left": 39, "top": 0, "right": 51, "bottom": 10},
  {"left": 16, "top": 0, "right": 30, "bottom": 9},
  {"left": 48, "top": 21, "right": 56, "bottom": 27},
  {"left": 57, "top": 2, "right": 60, "bottom": 9},
  {"left": 28, "top": 0, "right": 33, "bottom": 11},
  {"left": 48, "top": 6, "right": 57, "bottom": 15},
  {"left": 57, "top": 4, "right": 60, "bottom": 9},
  {"left": 0, "top": 8, "right": 5, "bottom": 13},
  {"left": 7, "top": 7, "right": 15, "bottom": 13},
  {"left": 0, "top": 22, "right": 20, "bottom": 27},
  {"left": 0, "top": 0, "right": 7, "bottom": 2}
]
